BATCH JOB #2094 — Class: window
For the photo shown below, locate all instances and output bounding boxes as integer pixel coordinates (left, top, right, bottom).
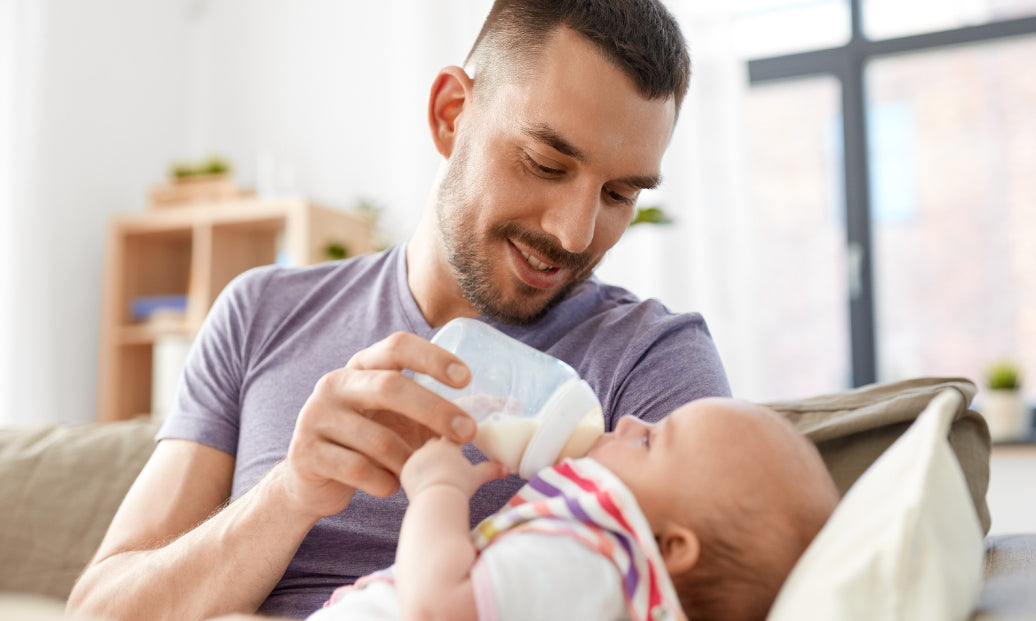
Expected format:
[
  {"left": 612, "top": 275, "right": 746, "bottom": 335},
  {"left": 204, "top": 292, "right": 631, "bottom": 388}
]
[
  {"left": 734, "top": 0, "right": 851, "bottom": 58},
  {"left": 744, "top": 76, "right": 851, "bottom": 399},
  {"left": 868, "top": 36, "right": 1036, "bottom": 400},
  {"left": 863, "top": 0, "right": 1036, "bottom": 40},
  {"left": 742, "top": 1, "right": 1036, "bottom": 404}
]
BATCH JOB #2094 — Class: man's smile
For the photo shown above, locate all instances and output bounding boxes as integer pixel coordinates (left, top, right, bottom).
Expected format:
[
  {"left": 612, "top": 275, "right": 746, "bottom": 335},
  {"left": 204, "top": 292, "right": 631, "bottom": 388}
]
[
  {"left": 515, "top": 243, "right": 558, "bottom": 272},
  {"left": 509, "top": 240, "right": 564, "bottom": 289}
]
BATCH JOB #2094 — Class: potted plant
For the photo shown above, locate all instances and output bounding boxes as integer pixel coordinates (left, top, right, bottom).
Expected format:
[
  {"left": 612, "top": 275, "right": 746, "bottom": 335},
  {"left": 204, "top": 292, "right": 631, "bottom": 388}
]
[
  {"left": 149, "top": 155, "right": 247, "bottom": 209},
  {"left": 982, "top": 359, "right": 1030, "bottom": 442}
]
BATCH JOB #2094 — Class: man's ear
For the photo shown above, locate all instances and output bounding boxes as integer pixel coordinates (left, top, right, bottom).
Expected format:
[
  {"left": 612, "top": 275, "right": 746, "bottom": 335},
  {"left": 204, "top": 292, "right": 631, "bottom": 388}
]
[
  {"left": 427, "top": 66, "right": 473, "bottom": 159},
  {"left": 656, "top": 523, "right": 700, "bottom": 576}
]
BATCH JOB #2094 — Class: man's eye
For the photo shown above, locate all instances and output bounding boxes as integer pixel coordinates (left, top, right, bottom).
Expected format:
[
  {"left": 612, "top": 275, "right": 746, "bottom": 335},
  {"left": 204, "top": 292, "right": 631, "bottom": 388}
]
[
  {"left": 605, "top": 188, "right": 635, "bottom": 206},
  {"left": 524, "top": 153, "right": 563, "bottom": 176}
]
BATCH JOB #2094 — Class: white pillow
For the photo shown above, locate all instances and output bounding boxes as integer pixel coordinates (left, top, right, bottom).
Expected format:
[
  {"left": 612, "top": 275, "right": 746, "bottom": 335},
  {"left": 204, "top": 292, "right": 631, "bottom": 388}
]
[{"left": 768, "top": 389, "right": 985, "bottom": 621}]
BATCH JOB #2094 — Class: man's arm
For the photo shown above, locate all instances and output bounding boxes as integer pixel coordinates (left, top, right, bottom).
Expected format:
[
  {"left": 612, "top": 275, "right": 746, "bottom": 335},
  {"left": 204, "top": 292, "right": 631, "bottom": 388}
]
[
  {"left": 68, "top": 332, "right": 479, "bottom": 621},
  {"left": 67, "top": 439, "right": 320, "bottom": 621},
  {"left": 394, "top": 440, "right": 505, "bottom": 621}
]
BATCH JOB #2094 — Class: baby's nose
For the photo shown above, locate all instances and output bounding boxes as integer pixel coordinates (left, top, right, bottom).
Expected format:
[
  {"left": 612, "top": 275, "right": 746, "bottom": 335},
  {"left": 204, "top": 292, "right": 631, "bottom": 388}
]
[{"left": 614, "top": 414, "right": 647, "bottom": 436}]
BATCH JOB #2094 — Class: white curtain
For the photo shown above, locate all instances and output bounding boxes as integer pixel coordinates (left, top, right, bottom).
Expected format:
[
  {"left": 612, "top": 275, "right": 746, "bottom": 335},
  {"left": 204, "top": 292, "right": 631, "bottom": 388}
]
[
  {"left": 0, "top": 0, "right": 14, "bottom": 424},
  {"left": 597, "top": 2, "right": 760, "bottom": 397},
  {"left": 0, "top": 0, "right": 195, "bottom": 426},
  {"left": 0, "top": 0, "right": 42, "bottom": 426}
]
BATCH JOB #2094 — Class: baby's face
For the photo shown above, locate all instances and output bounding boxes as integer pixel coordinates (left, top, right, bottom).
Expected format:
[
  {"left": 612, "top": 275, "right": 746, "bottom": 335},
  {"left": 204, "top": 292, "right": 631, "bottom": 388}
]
[{"left": 586, "top": 398, "right": 836, "bottom": 532}]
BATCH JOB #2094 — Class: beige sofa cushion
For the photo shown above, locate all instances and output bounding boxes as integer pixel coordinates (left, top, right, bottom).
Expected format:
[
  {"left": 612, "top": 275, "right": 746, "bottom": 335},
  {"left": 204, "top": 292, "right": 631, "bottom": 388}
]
[
  {"left": 764, "top": 376, "right": 991, "bottom": 534},
  {"left": 768, "top": 389, "right": 986, "bottom": 621},
  {"left": 0, "top": 592, "right": 106, "bottom": 621},
  {"left": 0, "top": 418, "right": 159, "bottom": 601}
]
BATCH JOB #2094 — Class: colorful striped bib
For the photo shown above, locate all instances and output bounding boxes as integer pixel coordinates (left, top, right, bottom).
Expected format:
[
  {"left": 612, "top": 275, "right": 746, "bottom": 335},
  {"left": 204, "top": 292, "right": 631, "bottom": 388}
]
[{"left": 474, "top": 457, "right": 687, "bottom": 621}]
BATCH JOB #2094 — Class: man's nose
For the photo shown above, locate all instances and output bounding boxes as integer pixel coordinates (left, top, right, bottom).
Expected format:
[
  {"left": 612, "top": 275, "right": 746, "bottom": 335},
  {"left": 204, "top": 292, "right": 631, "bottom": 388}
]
[{"left": 540, "top": 185, "right": 598, "bottom": 253}]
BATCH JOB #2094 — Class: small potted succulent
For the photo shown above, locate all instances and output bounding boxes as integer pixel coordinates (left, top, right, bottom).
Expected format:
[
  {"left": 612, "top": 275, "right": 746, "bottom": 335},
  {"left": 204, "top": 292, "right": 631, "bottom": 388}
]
[
  {"left": 149, "top": 155, "right": 243, "bottom": 208},
  {"left": 982, "top": 359, "right": 1030, "bottom": 442}
]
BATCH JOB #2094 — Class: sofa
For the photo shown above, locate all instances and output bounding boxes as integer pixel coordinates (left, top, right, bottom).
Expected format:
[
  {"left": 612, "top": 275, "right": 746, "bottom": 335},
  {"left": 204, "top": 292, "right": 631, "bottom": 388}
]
[{"left": 0, "top": 377, "right": 1033, "bottom": 620}]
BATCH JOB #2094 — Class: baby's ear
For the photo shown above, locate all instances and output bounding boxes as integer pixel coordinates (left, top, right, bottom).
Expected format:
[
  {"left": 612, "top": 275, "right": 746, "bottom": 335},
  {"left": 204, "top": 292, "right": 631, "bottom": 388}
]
[{"left": 657, "top": 523, "right": 700, "bottom": 575}]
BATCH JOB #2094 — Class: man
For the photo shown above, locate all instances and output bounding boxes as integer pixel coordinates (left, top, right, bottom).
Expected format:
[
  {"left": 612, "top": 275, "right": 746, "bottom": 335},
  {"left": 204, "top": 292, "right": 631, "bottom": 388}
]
[{"left": 68, "top": 1, "right": 730, "bottom": 619}]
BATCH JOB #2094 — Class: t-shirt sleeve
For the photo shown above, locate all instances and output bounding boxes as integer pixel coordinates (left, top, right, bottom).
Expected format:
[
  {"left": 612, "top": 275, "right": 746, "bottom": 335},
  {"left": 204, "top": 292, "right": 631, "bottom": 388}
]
[
  {"left": 471, "top": 532, "right": 629, "bottom": 621},
  {"left": 155, "top": 266, "right": 277, "bottom": 456},
  {"left": 595, "top": 307, "right": 731, "bottom": 428}
]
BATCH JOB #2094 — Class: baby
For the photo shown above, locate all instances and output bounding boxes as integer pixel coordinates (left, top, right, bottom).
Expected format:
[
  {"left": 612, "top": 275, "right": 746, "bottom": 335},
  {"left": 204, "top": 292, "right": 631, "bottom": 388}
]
[{"left": 308, "top": 398, "right": 840, "bottom": 621}]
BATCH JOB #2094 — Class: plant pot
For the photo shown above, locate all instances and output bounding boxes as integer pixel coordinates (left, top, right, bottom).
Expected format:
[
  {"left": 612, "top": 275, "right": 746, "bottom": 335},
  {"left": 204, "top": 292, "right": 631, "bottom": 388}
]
[
  {"left": 148, "top": 174, "right": 249, "bottom": 209},
  {"left": 982, "top": 389, "right": 1032, "bottom": 442}
]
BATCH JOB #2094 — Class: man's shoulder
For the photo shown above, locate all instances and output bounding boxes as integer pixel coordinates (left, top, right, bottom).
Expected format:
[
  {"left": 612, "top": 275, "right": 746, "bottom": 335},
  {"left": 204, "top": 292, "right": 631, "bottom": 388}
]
[
  {"left": 557, "top": 276, "right": 707, "bottom": 337},
  {"left": 506, "top": 276, "right": 714, "bottom": 371},
  {"left": 227, "top": 247, "right": 397, "bottom": 302}
]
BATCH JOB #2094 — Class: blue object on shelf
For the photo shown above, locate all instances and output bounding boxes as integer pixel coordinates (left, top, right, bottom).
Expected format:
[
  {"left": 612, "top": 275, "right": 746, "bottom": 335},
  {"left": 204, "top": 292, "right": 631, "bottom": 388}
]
[{"left": 130, "top": 295, "right": 188, "bottom": 322}]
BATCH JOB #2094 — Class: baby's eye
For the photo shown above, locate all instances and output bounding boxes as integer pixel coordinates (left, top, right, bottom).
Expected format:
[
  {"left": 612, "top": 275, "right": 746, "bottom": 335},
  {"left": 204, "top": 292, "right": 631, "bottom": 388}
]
[{"left": 641, "top": 431, "right": 651, "bottom": 449}]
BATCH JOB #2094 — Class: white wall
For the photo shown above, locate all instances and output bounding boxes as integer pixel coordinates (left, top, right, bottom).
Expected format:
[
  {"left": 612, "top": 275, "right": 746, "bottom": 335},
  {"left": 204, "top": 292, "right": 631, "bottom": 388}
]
[
  {"left": 190, "top": 0, "right": 493, "bottom": 241},
  {"left": 1, "top": 1, "right": 753, "bottom": 425},
  {"left": 0, "top": 0, "right": 504, "bottom": 425},
  {"left": 1, "top": 0, "right": 195, "bottom": 424}
]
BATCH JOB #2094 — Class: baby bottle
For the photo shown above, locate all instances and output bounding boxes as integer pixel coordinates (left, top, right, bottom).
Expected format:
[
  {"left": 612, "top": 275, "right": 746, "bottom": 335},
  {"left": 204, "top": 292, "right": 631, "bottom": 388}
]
[{"left": 415, "top": 318, "right": 604, "bottom": 479}]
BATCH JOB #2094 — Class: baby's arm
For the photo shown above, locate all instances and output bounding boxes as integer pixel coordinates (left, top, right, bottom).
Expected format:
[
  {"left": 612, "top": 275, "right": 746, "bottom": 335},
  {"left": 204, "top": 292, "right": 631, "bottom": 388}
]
[{"left": 396, "top": 438, "right": 506, "bottom": 621}]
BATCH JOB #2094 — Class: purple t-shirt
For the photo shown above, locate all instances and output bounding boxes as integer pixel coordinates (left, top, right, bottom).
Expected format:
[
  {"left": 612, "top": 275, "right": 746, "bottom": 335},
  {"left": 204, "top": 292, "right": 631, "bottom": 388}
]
[{"left": 157, "top": 244, "right": 729, "bottom": 617}]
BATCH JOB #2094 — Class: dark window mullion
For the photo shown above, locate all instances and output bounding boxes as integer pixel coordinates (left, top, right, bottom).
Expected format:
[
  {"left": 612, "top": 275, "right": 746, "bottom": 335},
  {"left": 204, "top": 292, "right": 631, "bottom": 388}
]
[
  {"left": 841, "top": 19, "right": 877, "bottom": 386},
  {"left": 861, "top": 14, "right": 1036, "bottom": 57}
]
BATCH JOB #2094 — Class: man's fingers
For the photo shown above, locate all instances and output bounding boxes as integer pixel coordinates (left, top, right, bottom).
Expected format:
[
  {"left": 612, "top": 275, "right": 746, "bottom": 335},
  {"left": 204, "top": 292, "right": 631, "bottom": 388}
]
[
  {"left": 291, "top": 415, "right": 405, "bottom": 499},
  {"left": 283, "top": 331, "right": 483, "bottom": 516},
  {"left": 304, "top": 401, "right": 414, "bottom": 477},
  {"left": 347, "top": 331, "right": 471, "bottom": 389},
  {"left": 319, "top": 367, "right": 476, "bottom": 444},
  {"left": 344, "top": 332, "right": 477, "bottom": 443}
]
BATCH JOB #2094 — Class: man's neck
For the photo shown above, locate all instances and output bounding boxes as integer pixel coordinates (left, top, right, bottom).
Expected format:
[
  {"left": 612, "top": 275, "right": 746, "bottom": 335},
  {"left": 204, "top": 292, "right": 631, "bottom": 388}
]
[{"left": 406, "top": 210, "right": 478, "bottom": 329}]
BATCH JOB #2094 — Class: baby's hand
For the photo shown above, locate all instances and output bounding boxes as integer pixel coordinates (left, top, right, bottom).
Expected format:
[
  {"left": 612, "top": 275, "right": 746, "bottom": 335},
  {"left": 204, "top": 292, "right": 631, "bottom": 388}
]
[{"left": 401, "top": 438, "right": 506, "bottom": 499}]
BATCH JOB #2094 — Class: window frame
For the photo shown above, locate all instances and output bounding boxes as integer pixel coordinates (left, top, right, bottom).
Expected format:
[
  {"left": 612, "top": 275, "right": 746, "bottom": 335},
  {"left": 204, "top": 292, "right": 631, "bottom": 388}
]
[{"left": 746, "top": 5, "right": 1036, "bottom": 386}]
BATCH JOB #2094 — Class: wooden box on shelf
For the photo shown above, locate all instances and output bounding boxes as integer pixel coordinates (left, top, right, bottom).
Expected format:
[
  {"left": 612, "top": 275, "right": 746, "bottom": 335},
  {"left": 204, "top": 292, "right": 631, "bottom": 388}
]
[
  {"left": 148, "top": 174, "right": 251, "bottom": 209},
  {"left": 96, "top": 198, "right": 374, "bottom": 423}
]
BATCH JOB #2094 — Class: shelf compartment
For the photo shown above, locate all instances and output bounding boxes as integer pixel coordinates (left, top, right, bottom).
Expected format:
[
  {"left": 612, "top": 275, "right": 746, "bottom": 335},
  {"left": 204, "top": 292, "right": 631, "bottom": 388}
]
[{"left": 117, "top": 227, "right": 193, "bottom": 325}]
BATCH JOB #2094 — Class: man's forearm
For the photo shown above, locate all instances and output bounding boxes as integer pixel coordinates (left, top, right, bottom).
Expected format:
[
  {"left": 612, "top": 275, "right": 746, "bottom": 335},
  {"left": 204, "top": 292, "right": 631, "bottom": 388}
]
[{"left": 68, "top": 465, "right": 325, "bottom": 621}]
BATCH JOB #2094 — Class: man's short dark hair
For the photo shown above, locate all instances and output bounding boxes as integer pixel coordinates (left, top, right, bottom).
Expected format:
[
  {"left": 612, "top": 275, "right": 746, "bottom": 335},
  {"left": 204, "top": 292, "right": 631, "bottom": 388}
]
[{"left": 465, "top": 0, "right": 691, "bottom": 117}]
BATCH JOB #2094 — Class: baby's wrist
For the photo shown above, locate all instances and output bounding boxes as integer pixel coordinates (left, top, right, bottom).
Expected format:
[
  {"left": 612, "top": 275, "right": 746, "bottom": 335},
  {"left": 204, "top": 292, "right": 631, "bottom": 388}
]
[{"left": 405, "top": 479, "right": 475, "bottom": 500}]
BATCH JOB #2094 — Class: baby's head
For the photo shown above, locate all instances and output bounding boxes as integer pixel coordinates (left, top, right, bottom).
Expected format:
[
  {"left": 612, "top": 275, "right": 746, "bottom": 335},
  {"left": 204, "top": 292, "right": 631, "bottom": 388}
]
[{"left": 587, "top": 398, "right": 839, "bottom": 621}]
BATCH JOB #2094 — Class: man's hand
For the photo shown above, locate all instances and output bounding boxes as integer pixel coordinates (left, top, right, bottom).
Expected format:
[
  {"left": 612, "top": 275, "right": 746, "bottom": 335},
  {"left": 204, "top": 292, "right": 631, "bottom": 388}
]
[
  {"left": 275, "top": 331, "right": 479, "bottom": 520},
  {"left": 401, "top": 438, "right": 507, "bottom": 499}
]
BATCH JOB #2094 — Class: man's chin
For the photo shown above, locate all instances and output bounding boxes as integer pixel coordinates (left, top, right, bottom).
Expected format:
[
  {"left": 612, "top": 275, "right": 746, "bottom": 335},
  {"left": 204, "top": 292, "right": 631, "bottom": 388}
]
[{"left": 473, "top": 284, "right": 571, "bottom": 326}]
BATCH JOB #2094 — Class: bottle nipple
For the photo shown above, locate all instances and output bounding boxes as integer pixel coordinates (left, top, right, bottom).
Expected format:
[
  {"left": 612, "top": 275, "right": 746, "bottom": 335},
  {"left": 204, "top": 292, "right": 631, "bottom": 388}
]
[{"left": 555, "top": 405, "right": 605, "bottom": 462}]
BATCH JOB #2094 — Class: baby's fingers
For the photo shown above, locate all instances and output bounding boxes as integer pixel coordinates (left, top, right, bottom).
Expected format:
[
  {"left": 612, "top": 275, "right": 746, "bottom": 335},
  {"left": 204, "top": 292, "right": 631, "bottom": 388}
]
[{"left": 471, "top": 460, "right": 509, "bottom": 488}]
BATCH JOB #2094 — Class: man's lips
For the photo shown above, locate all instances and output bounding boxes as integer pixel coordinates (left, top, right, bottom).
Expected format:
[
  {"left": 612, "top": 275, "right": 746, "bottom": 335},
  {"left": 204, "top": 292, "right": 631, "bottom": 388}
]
[
  {"left": 516, "top": 245, "right": 558, "bottom": 272},
  {"left": 509, "top": 241, "right": 564, "bottom": 289}
]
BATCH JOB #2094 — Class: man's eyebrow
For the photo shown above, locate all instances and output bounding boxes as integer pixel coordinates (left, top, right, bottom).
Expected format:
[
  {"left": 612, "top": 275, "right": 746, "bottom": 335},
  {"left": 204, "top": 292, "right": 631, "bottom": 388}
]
[
  {"left": 520, "top": 122, "right": 662, "bottom": 191},
  {"left": 521, "top": 122, "right": 586, "bottom": 163},
  {"left": 617, "top": 173, "right": 662, "bottom": 192}
]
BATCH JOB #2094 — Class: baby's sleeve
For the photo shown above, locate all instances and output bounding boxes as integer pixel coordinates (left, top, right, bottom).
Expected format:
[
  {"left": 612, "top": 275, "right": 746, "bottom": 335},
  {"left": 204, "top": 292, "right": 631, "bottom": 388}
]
[{"left": 471, "top": 532, "right": 628, "bottom": 620}]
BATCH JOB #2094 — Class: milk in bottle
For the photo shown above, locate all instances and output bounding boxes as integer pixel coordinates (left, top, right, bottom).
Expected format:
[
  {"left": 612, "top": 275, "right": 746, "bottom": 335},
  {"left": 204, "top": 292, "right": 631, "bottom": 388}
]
[{"left": 415, "top": 318, "right": 604, "bottom": 479}]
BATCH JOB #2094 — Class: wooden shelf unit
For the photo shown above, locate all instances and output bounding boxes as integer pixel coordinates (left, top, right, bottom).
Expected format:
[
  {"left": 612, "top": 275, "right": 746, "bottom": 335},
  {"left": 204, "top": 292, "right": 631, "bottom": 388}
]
[{"left": 96, "top": 198, "right": 374, "bottom": 422}]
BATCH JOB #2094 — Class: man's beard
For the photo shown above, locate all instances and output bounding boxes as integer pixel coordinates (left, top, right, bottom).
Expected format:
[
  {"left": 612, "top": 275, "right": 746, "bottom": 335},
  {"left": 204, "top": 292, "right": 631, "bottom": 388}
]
[{"left": 436, "top": 144, "right": 597, "bottom": 325}]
